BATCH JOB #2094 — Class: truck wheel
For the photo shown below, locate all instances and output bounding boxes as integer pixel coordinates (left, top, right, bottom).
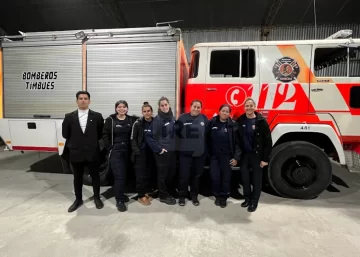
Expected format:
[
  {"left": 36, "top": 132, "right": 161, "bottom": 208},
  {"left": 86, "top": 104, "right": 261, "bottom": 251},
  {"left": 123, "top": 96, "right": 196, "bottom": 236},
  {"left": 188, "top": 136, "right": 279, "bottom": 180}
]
[{"left": 268, "top": 141, "right": 332, "bottom": 199}]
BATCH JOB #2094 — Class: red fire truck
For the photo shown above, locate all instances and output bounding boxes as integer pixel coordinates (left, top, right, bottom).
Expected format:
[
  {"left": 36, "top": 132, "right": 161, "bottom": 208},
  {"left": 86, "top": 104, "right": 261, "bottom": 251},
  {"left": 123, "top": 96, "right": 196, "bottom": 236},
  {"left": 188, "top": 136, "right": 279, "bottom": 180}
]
[{"left": 1, "top": 26, "right": 359, "bottom": 199}]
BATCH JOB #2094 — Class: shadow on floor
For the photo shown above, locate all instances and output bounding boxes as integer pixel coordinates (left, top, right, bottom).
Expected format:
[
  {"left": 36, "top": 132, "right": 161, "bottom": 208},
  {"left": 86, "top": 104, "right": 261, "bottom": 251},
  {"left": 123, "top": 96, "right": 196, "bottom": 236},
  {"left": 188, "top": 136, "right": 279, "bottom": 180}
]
[
  {"left": 26, "top": 153, "right": 359, "bottom": 205},
  {"left": 29, "top": 153, "right": 64, "bottom": 174}
]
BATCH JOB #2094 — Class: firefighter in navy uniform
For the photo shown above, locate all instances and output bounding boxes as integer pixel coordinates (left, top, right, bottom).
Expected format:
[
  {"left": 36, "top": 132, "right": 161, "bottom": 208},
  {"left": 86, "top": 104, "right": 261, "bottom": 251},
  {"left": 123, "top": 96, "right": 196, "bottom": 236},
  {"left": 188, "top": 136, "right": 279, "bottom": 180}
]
[
  {"left": 146, "top": 96, "right": 177, "bottom": 205},
  {"left": 130, "top": 102, "right": 157, "bottom": 206},
  {"left": 208, "top": 104, "right": 241, "bottom": 208},
  {"left": 236, "top": 97, "right": 272, "bottom": 212},
  {"left": 176, "top": 100, "right": 209, "bottom": 206},
  {"left": 102, "top": 100, "right": 137, "bottom": 212}
]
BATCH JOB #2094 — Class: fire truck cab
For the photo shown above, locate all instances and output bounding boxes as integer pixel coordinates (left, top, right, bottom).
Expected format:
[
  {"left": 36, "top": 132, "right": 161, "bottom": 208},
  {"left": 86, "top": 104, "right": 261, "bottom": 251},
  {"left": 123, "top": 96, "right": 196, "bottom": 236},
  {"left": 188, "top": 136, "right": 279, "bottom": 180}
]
[{"left": 185, "top": 30, "right": 360, "bottom": 199}]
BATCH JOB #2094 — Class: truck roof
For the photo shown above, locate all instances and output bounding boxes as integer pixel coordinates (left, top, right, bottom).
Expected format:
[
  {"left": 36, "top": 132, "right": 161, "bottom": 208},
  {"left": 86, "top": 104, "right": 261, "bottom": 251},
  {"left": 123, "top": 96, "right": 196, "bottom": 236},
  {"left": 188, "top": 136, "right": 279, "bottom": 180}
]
[{"left": 192, "top": 38, "right": 360, "bottom": 48}]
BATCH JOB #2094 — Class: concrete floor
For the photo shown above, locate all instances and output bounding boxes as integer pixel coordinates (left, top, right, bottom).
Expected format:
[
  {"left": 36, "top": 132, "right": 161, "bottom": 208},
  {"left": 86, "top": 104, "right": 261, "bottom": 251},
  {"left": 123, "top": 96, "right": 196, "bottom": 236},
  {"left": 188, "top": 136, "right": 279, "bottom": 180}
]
[{"left": 0, "top": 147, "right": 360, "bottom": 257}]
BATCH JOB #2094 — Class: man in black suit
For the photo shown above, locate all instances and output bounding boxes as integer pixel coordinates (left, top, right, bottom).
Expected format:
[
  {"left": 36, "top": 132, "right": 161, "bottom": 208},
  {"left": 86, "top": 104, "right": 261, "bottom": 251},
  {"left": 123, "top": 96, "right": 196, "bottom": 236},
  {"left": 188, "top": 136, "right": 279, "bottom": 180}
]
[{"left": 62, "top": 91, "right": 105, "bottom": 212}]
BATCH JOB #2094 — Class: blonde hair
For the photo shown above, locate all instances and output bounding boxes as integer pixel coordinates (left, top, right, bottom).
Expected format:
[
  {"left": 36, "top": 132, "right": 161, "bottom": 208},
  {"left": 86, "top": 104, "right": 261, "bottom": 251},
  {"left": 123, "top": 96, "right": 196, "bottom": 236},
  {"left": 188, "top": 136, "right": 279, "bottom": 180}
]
[{"left": 245, "top": 97, "right": 256, "bottom": 106}]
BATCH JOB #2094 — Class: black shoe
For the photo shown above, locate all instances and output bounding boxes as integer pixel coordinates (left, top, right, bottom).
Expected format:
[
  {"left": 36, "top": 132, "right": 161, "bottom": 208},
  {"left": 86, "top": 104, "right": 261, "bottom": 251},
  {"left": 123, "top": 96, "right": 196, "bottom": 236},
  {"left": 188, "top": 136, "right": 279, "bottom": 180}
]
[
  {"left": 179, "top": 198, "right": 186, "bottom": 206},
  {"left": 150, "top": 190, "right": 159, "bottom": 199},
  {"left": 94, "top": 197, "right": 104, "bottom": 209},
  {"left": 214, "top": 197, "right": 221, "bottom": 206},
  {"left": 68, "top": 199, "right": 83, "bottom": 213},
  {"left": 116, "top": 201, "right": 127, "bottom": 212},
  {"left": 170, "top": 190, "right": 179, "bottom": 199},
  {"left": 247, "top": 204, "right": 258, "bottom": 212},
  {"left": 160, "top": 195, "right": 176, "bottom": 205},
  {"left": 220, "top": 198, "right": 227, "bottom": 208},
  {"left": 230, "top": 190, "right": 245, "bottom": 200},
  {"left": 124, "top": 195, "right": 130, "bottom": 203},
  {"left": 241, "top": 199, "right": 250, "bottom": 208},
  {"left": 191, "top": 195, "right": 200, "bottom": 206}
]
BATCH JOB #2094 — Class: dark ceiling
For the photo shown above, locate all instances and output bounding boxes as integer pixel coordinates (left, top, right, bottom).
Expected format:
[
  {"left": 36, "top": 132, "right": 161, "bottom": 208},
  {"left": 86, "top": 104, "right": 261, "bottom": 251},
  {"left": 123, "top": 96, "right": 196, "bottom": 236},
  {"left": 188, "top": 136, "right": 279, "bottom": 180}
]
[{"left": 0, "top": 0, "right": 359, "bottom": 35}]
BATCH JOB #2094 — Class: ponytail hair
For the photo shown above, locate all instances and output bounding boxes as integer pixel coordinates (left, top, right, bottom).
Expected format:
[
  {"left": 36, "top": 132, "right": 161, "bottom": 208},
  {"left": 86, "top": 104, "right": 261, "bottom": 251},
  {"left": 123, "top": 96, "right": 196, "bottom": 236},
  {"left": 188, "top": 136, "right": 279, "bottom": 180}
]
[{"left": 142, "top": 101, "right": 153, "bottom": 112}]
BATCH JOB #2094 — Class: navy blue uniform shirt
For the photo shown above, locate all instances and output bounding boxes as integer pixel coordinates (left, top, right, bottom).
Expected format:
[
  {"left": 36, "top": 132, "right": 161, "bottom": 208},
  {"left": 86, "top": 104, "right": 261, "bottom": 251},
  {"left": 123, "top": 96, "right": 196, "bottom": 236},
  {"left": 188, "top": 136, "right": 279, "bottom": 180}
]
[
  {"left": 141, "top": 120, "right": 152, "bottom": 151},
  {"left": 176, "top": 113, "right": 209, "bottom": 157},
  {"left": 210, "top": 119, "right": 231, "bottom": 156},
  {"left": 243, "top": 117, "right": 256, "bottom": 153}
]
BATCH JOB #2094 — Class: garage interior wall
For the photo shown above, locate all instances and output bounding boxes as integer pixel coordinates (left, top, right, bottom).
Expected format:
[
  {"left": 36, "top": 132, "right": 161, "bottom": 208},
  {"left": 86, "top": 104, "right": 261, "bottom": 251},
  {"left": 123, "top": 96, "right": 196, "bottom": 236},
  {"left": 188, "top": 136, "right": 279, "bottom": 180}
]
[
  {"left": 183, "top": 24, "right": 360, "bottom": 57},
  {"left": 183, "top": 23, "right": 360, "bottom": 77},
  {"left": 0, "top": 27, "right": 5, "bottom": 36}
]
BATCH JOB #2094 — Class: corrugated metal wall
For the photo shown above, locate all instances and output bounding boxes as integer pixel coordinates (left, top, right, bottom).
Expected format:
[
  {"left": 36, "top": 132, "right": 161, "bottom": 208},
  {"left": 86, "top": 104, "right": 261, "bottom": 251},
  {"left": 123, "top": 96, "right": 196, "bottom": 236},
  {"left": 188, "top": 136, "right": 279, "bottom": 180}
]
[
  {"left": 182, "top": 24, "right": 360, "bottom": 77},
  {"left": 182, "top": 24, "right": 360, "bottom": 58}
]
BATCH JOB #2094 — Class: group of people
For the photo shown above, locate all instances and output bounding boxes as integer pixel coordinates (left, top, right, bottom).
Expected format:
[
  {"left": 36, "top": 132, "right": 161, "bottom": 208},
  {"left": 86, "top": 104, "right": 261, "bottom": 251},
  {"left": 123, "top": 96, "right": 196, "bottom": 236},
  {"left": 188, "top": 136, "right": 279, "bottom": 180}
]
[{"left": 62, "top": 91, "right": 272, "bottom": 214}]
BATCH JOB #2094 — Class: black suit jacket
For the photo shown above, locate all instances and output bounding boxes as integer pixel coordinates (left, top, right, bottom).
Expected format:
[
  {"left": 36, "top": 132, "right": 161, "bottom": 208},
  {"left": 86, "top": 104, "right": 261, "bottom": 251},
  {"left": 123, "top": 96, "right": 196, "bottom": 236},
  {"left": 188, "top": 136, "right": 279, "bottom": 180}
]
[{"left": 62, "top": 109, "right": 104, "bottom": 163}]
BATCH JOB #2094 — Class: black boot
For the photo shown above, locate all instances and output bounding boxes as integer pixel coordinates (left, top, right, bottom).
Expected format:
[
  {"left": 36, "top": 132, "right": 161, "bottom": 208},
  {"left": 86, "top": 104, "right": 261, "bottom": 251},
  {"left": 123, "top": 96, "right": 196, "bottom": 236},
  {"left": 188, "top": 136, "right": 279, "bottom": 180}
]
[
  {"left": 247, "top": 204, "right": 258, "bottom": 212},
  {"left": 149, "top": 190, "right": 159, "bottom": 199},
  {"left": 241, "top": 198, "right": 250, "bottom": 208},
  {"left": 220, "top": 197, "right": 227, "bottom": 208},
  {"left": 214, "top": 197, "right": 221, "bottom": 206},
  {"left": 94, "top": 197, "right": 104, "bottom": 209},
  {"left": 116, "top": 201, "right": 127, "bottom": 212},
  {"left": 179, "top": 197, "right": 186, "bottom": 206},
  {"left": 191, "top": 195, "right": 200, "bottom": 206},
  {"left": 160, "top": 195, "right": 176, "bottom": 205},
  {"left": 68, "top": 199, "right": 83, "bottom": 213}
]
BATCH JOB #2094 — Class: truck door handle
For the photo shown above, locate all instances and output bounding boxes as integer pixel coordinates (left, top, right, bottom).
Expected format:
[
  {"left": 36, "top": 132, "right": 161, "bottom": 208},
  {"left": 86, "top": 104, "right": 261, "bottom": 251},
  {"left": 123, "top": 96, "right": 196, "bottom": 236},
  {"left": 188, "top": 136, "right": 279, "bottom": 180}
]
[
  {"left": 311, "top": 88, "right": 323, "bottom": 92},
  {"left": 206, "top": 88, "right": 217, "bottom": 91},
  {"left": 33, "top": 114, "right": 51, "bottom": 118}
]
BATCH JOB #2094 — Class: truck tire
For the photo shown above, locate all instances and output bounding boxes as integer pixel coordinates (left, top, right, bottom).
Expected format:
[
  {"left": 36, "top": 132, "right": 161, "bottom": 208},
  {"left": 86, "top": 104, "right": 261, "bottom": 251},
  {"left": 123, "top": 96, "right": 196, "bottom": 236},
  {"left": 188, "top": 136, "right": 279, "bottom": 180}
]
[{"left": 267, "top": 141, "right": 332, "bottom": 199}]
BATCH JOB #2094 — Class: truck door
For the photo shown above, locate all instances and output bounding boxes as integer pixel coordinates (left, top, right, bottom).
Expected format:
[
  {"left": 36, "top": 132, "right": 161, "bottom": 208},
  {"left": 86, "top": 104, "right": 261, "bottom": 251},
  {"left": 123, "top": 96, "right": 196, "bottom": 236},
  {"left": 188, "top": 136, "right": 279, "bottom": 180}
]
[
  {"left": 258, "top": 44, "right": 312, "bottom": 118},
  {"left": 205, "top": 46, "right": 259, "bottom": 119},
  {"left": 310, "top": 43, "right": 360, "bottom": 138}
]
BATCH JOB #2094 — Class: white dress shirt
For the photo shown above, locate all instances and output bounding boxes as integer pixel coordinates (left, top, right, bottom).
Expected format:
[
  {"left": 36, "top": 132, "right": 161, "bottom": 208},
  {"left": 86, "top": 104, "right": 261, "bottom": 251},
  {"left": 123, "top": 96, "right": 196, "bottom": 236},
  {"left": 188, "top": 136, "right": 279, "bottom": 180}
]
[{"left": 78, "top": 109, "right": 89, "bottom": 133}]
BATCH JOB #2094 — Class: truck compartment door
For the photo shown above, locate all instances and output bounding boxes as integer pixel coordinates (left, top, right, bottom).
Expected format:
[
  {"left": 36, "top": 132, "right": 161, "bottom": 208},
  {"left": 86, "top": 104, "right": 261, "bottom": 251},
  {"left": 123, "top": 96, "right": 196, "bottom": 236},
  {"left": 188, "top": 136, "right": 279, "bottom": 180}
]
[
  {"left": 2, "top": 44, "right": 83, "bottom": 119},
  {"left": 8, "top": 120, "right": 58, "bottom": 152},
  {"left": 86, "top": 41, "right": 178, "bottom": 118}
]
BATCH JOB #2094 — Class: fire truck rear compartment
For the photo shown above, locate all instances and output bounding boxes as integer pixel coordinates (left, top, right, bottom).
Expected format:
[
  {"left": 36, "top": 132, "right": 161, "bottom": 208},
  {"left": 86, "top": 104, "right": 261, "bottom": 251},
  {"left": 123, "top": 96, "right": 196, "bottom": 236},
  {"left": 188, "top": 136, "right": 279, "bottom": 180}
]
[{"left": 2, "top": 44, "right": 83, "bottom": 119}]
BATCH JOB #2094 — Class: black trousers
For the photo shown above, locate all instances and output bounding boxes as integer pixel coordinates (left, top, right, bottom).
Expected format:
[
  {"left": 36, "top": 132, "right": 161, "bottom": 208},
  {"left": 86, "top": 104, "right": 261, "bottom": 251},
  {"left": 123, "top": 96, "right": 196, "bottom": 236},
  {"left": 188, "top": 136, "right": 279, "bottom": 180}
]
[
  {"left": 210, "top": 154, "right": 232, "bottom": 198},
  {"left": 110, "top": 149, "right": 128, "bottom": 202},
  {"left": 178, "top": 153, "right": 206, "bottom": 198},
  {"left": 231, "top": 170, "right": 241, "bottom": 192},
  {"left": 240, "top": 153, "right": 263, "bottom": 205},
  {"left": 134, "top": 149, "right": 156, "bottom": 198},
  {"left": 71, "top": 160, "right": 100, "bottom": 200},
  {"left": 154, "top": 151, "right": 177, "bottom": 199}
]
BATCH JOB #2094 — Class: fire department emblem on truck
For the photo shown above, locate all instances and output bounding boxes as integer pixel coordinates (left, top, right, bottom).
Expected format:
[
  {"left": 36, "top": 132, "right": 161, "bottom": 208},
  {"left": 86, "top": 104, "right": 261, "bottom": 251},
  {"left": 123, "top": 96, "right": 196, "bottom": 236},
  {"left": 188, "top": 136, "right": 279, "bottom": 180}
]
[{"left": 272, "top": 57, "right": 300, "bottom": 82}]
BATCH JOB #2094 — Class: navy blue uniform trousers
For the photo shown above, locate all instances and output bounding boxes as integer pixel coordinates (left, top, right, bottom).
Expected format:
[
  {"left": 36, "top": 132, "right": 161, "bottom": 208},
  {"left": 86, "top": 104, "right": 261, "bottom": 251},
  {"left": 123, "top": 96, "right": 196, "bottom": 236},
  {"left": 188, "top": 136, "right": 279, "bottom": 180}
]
[
  {"left": 178, "top": 153, "right": 206, "bottom": 198},
  {"left": 154, "top": 151, "right": 177, "bottom": 199},
  {"left": 110, "top": 148, "right": 128, "bottom": 202},
  {"left": 134, "top": 149, "right": 157, "bottom": 198},
  {"left": 210, "top": 154, "right": 232, "bottom": 198},
  {"left": 240, "top": 153, "right": 263, "bottom": 205}
]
